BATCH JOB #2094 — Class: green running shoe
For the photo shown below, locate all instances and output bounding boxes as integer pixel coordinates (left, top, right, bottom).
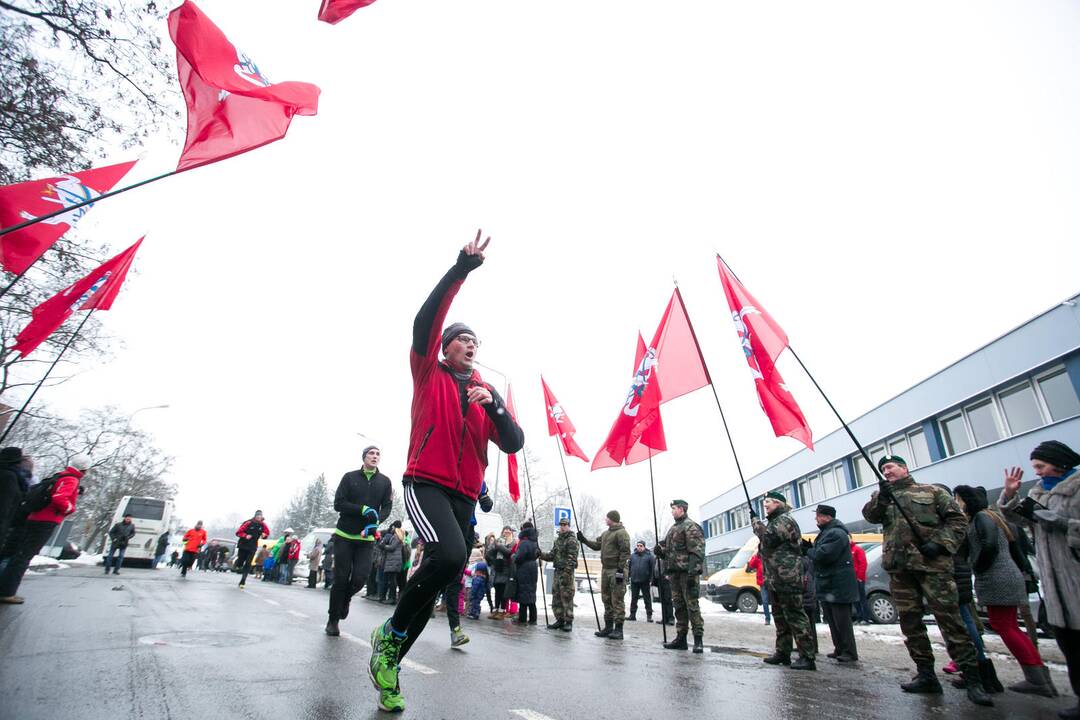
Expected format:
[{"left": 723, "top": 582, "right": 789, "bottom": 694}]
[
  {"left": 450, "top": 626, "right": 470, "bottom": 648},
  {"left": 378, "top": 682, "right": 405, "bottom": 712},
  {"left": 369, "top": 619, "right": 406, "bottom": 692}
]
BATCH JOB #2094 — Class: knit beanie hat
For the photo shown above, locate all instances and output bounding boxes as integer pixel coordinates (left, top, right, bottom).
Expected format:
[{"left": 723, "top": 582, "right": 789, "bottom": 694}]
[
  {"left": 606, "top": 510, "right": 621, "bottom": 523},
  {"left": 1030, "top": 440, "right": 1080, "bottom": 470},
  {"left": 441, "top": 322, "right": 477, "bottom": 351}
]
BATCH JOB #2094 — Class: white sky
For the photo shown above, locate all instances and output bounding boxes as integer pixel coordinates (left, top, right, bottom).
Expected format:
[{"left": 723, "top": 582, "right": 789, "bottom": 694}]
[{"left": 20, "top": 0, "right": 1080, "bottom": 534}]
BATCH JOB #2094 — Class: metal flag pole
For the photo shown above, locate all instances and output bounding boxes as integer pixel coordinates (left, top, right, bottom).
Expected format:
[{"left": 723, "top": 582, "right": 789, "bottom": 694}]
[
  {"left": 519, "top": 447, "right": 549, "bottom": 626},
  {"left": 0, "top": 309, "right": 95, "bottom": 444},
  {"left": 647, "top": 451, "right": 668, "bottom": 644},
  {"left": 554, "top": 436, "right": 602, "bottom": 632}
]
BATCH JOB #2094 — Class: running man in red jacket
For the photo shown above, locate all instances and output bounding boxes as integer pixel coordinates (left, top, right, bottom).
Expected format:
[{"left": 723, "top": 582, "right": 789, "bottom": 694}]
[{"left": 369, "top": 231, "right": 524, "bottom": 712}]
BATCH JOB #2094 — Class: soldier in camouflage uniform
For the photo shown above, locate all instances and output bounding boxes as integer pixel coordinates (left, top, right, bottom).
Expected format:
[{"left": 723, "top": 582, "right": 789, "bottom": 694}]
[
  {"left": 654, "top": 499, "right": 706, "bottom": 653},
  {"left": 578, "top": 510, "right": 631, "bottom": 640},
  {"left": 862, "top": 455, "right": 993, "bottom": 707},
  {"left": 752, "top": 491, "right": 817, "bottom": 670},
  {"left": 540, "top": 516, "right": 579, "bottom": 631}
]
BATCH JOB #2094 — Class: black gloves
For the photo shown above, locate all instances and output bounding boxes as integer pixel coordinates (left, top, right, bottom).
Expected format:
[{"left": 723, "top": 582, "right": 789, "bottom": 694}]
[
  {"left": 478, "top": 493, "right": 493, "bottom": 513},
  {"left": 918, "top": 542, "right": 948, "bottom": 559},
  {"left": 877, "top": 482, "right": 893, "bottom": 504},
  {"left": 749, "top": 508, "right": 759, "bottom": 520},
  {"left": 576, "top": 531, "right": 586, "bottom": 543},
  {"left": 455, "top": 249, "right": 484, "bottom": 274},
  {"left": 800, "top": 539, "right": 813, "bottom": 556},
  {"left": 653, "top": 544, "right": 664, "bottom": 558}
]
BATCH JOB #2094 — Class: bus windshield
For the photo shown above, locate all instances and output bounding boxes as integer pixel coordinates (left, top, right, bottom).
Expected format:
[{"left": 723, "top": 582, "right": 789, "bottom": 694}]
[{"left": 124, "top": 498, "right": 166, "bottom": 520}]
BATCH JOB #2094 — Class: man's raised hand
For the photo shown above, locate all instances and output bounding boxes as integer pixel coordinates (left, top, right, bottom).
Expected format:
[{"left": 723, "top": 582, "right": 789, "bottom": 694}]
[{"left": 463, "top": 228, "right": 491, "bottom": 258}]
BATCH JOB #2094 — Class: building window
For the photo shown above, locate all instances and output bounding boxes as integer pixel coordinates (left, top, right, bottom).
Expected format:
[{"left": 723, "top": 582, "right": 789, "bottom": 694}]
[
  {"left": 999, "top": 382, "right": 1044, "bottom": 435},
  {"left": 820, "top": 464, "right": 845, "bottom": 498},
  {"left": 853, "top": 445, "right": 885, "bottom": 487},
  {"left": 1037, "top": 368, "right": 1080, "bottom": 422},
  {"left": 940, "top": 413, "right": 972, "bottom": 456},
  {"left": 908, "top": 429, "right": 932, "bottom": 468},
  {"left": 966, "top": 398, "right": 1003, "bottom": 447}
]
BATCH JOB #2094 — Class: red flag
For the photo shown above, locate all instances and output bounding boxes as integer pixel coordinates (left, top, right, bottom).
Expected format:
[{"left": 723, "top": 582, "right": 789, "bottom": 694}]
[
  {"left": 717, "top": 256, "right": 813, "bottom": 450},
  {"left": 541, "top": 376, "right": 590, "bottom": 463},
  {"left": 592, "top": 334, "right": 667, "bottom": 470},
  {"left": 505, "top": 384, "right": 521, "bottom": 503},
  {"left": 653, "top": 289, "right": 711, "bottom": 403},
  {"left": 169, "top": 1, "right": 321, "bottom": 172},
  {"left": 318, "top": 0, "right": 378, "bottom": 24},
  {"left": 0, "top": 161, "right": 137, "bottom": 274},
  {"left": 12, "top": 239, "right": 143, "bottom": 358}
]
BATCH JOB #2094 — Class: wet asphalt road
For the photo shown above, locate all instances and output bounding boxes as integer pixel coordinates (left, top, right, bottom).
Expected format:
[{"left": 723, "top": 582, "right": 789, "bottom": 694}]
[{"left": 0, "top": 565, "right": 1073, "bottom": 720}]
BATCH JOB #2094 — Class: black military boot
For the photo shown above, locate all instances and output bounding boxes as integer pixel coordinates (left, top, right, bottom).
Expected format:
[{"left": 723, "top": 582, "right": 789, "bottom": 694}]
[
  {"left": 791, "top": 656, "right": 816, "bottom": 671},
  {"left": 595, "top": 620, "right": 612, "bottom": 638},
  {"left": 692, "top": 634, "right": 704, "bottom": 654},
  {"left": 978, "top": 658, "right": 1005, "bottom": 694},
  {"left": 762, "top": 653, "right": 791, "bottom": 666},
  {"left": 664, "top": 633, "right": 688, "bottom": 650},
  {"left": 546, "top": 619, "right": 565, "bottom": 630},
  {"left": 561, "top": 622, "right": 573, "bottom": 632},
  {"left": 324, "top": 620, "right": 340, "bottom": 637},
  {"left": 607, "top": 623, "right": 624, "bottom": 640},
  {"left": 626, "top": 612, "right": 636, "bottom": 622},
  {"left": 962, "top": 669, "right": 994, "bottom": 707},
  {"left": 901, "top": 666, "right": 942, "bottom": 694}
]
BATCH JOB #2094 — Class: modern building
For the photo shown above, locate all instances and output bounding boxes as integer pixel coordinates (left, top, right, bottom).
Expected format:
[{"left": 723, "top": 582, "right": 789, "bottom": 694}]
[{"left": 700, "top": 292, "right": 1080, "bottom": 561}]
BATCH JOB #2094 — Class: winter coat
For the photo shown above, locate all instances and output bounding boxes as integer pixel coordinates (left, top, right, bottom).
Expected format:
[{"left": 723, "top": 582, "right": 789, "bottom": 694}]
[
  {"left": 964, "top": 510, "right": 1028, "bottom": 607},
  {"left": 952, "top": 543, "right": 975, "bottom": 606},
  {"left": 381, "top": 531, "right": 403, "bottom": 573},
  {"left": 809, "top": 518, "right": 858, "bottom": 605},
  {"left": 183, "top": 528, "right": 207, "bottom": 553},
  {"left": 579, "top": 522, "right": 631, "bottom": 572},
  {"left": 308, "top": 543, "right": 323, "bottom": 569},
  {"left": 235, "top": 519, "right": 270, "bottom": 551},
  {"left": 334, "top": 469, "right": 393, "bottom": 538},
  {"left": 746, "top": 554, "right": 764, "bottom": 586},
  {"left": 255, "top": 547, "right": 269, "bottom": 566},
  {"left": 108, "top": 520, "right": 136, "bottom": 549},
  {"left": 285, "top": 537, "right": 301, "bottom": 562},
  {"left": 850, "top": 542, "right": 867, "bottom": 583},
  {"left": 659, "top": 517, "right": 705, "bottom": 574},
  {"left": 0, "top": 457, "right": 23, "bottom": 547},
  {"left": 629, "top": 548, "right": 654, "bottom": 584},
  {"left": 486, "top": 538, "right": 514, "bottom": 585},
  {"left": 26, "top": 467, "right": 82, "bottom": 524},
  {"left": 752, "top": 505, "right": 804, "bottom": 593},
  {"left": 322, "top": 538, "right": 335, "bottom": 570},
  {"left": 155, "top": 532, "right": 169, "bottom": 556},
  {"left": 862, "top": 475, "right": 966, "bottom": 574},
  {"left": 511, "top": 527, "right": 540, "bottom": 605},
  {"left": 404, "top": 255, "right": 525, "bottom": 501},
  {"left": 1000, "top": 469, "right": 1080, "bottom": 630}
]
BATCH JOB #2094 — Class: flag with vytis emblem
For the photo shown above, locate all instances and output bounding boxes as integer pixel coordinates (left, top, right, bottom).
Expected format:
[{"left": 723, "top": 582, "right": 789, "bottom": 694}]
[
  {"left": 12, "top": 239, "right": 143, "bottom": 358},
  {"left": 653, "top": 288, "right": 711, "bottom": 403},
  {"left": 541, "top": 376, "right": 589, "bottom": 463},
  {"left": 318, "top": 0, "right": 378, "bottom": 24},
  {"left": 592, "top": 334, "right": 667, "bottom": 470},
  {"left": 169, "top": 1, "right": 320, "bottom": 172},
  {"left": 716, "top": 256, "right": 813, "bottom": 450},
  {"left": 505, "top": 384, "right": 521, "bottom": 503},
  {"left": 0, "top": 161, "right": 137, "bottom": 274}
]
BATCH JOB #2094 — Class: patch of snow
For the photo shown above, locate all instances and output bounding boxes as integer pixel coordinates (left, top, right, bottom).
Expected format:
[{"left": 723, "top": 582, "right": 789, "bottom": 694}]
[{"left": 28, "top": 555, "right": 67, "bottom": 571}]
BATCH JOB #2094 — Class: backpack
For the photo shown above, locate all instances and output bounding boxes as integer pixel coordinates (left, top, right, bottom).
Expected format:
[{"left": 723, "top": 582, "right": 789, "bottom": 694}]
[{"left": 16, "top": 472, "right": 65, "bottom": 518}]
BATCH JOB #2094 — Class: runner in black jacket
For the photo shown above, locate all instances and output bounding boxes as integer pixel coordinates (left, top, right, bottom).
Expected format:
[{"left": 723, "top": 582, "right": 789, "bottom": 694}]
[{"left": 325, "top": 446, "right": 393, "bottom": 636}]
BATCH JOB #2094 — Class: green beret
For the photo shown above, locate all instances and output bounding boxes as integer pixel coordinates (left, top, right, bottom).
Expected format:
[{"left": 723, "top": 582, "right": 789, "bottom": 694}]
[
  {"left": 765, "top": 491, "right": 787, "bottom": 503},
  {"left": 670, "top": 499, "right": 689, "bottom": 509},
  {"left": 877, "top": 455, "right": 907, "bottom": 472}
]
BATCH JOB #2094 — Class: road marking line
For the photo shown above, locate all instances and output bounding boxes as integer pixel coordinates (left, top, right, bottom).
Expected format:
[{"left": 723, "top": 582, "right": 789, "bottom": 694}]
[
  {"left": 510, "top": 710, "right": 558, "bottom": 720},
  {"left": 262, "top": 598, "right": 281, "bottom": 606},
  {"left": 288, "top": 610, "right": 309, "bottom": 619},
  {"left": 338, "top": 632, "right": 438, "bottom": 675}
]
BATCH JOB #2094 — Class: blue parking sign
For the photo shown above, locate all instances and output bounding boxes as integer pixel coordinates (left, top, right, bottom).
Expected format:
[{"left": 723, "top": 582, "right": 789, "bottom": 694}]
[{"left": 553, "top": 506, "right": 572, "bottom": 529}]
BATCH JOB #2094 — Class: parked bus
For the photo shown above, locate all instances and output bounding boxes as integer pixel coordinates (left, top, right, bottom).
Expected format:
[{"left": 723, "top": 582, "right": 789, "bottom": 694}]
[{"left": 108, "top": 496, "right": 175, "bottom": 566}]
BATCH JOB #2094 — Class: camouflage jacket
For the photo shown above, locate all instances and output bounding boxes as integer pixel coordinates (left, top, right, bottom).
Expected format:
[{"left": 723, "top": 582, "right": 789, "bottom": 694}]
[
  {"left": 581, "top": 522, "right": 631, "bottom": 571},
  {"left": 540, "top": 531, "right": 579, "bottom": 572},
  {"left": 752, "top": 506, "right": 803, "bottom": 593},
  {"left": 862, "top": 475, "right": 965, "bottom": 573},
  {"left": 660, "top": 517, "right": 705, "bottom": 574}
]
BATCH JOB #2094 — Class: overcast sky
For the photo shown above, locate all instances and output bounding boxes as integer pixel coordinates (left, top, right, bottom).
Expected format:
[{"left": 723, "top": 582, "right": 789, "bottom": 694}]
[{"left": 20, "top": 0, "right": 1080, "bottom": 535}]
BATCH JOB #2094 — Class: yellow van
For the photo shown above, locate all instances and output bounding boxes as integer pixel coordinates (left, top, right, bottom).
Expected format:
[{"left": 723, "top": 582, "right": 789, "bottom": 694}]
[{"left": 707, "top": 531, "right": 883, "bottom": 614}]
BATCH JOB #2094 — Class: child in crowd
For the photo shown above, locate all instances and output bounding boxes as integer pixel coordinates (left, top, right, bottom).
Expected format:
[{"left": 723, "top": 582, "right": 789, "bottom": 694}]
[{"left": 467, "top": 561, "right": 489, "bottom": 620}]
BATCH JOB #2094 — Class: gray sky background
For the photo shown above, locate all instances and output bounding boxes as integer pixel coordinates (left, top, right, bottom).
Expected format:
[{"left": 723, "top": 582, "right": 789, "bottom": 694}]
[{"left": 20, "top": 0, "right": 1080, "bottom": 535}]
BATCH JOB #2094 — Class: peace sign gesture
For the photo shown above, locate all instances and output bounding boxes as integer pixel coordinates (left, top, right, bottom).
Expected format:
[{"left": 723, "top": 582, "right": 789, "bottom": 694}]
[{"left": 463, "top": 228, "right": 491, "bottom": 259}]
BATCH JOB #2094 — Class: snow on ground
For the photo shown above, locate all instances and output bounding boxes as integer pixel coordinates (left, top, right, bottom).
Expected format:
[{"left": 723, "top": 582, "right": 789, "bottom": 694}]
[
  {"left": 27, "top": 555, "right": 67, "bottom": 571},
  {"left": 65, "top": 553, "right": 102, "bottom": 567}
]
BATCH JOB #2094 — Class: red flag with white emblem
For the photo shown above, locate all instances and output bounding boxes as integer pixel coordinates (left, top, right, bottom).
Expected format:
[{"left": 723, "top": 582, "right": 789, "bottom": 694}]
[
  {"left": 541, "top": 376, "right": 590, "bottom": 463},
  {"left": 592, "top": 334, "right": 667, "bottom": 470},
  {"left": 653, "top": 288, "right": 711, "bottom": 403},
  {"left": 717, "top": 256, "right": 813, "bottom": 450},
  {"left": 168, "top": 1, "right": 320, "bottom": 172},
  {"left": 505, "top": 384, "right": 521, "bottom": 503},
  {"left": 318, "top": 0, "right": 378, "bottom": 24},
  {"left": 0, "top": 161, "right": 137, "bottom": 274}
]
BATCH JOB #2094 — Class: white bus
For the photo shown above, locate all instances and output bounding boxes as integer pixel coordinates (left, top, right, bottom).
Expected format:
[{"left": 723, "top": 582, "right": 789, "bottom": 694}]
[{"left": 109, "top": 496, "right": 175, "bottom": 565}]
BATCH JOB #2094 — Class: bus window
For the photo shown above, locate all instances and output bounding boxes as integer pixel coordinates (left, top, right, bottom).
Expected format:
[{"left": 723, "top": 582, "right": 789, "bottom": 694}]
[{"left": 125, "top": 498, "right": 166, "bottom": 520}]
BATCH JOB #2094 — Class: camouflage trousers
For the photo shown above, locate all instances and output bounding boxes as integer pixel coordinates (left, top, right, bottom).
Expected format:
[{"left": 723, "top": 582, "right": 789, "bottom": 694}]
[
  {"left": 890, "top": 570, "right": 976, "bottom": 672},
  {"left": 551, "top": 569, "right": 576, "bottom": 622},
  {"left": 769, "top": 587, "right": 816, "bottom": 659},
  {"left": 600, "top": 568, "right": 627, "bottom": 624},
  {"left": 668, "top": 571, "right": 704, "bottom": 636}
]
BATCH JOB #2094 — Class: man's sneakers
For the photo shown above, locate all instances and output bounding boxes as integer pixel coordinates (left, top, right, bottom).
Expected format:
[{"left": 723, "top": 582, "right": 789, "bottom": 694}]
[
  {"left": 325, "top": 620, "right": 340, "bottom": 636},
  {"left": 378, "top": 682, "right": 405, "bottom": 713},
  {"left": 450, "top": 626, "right": 469, "bottom": 648},
  {"left": 0, "top": 595, "right": 24, "bottom": 604},
  {"left": 238, "top": 583, "right": 245, "bottom": 590},
  {"left": 369, "top": 619, "right": 407, "bottom": 704}
]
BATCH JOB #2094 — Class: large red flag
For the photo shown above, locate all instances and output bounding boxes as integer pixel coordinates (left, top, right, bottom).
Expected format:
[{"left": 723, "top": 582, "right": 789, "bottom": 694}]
[
  {"left": 717, "top": 256, "right": 813, "bottom": 450},
  {"left": 169, "top": 1, "right": 321, "bottom": 172},
  {"left": 592, "top": 334, "right": 667, "bottom": 470},
  {"left": 505, "top": 384, "right": 521, "bottom": 503},
  {"left": 653, "top": 288, "right": 711, "bottom": 403},
  {"left": 318, "top": 0, "right": 378, "bottom": 24},
  {"left": 541, "top": 376, "right": 590, "bottom": 463},
  {"left": 0, "top": 161, "right": 137, "bottom": 274},
  {"left": 12, "top": 239, "right": 143, "bottom": 358}
]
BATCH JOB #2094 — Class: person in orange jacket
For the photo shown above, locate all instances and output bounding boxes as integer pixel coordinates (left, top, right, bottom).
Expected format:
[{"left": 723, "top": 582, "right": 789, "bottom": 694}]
[
  {"left": 0, "top": 454, "right": 91, "bottom": 604},
  {"left": 180, "top": 521, "right": 207, "bottom": 578}
]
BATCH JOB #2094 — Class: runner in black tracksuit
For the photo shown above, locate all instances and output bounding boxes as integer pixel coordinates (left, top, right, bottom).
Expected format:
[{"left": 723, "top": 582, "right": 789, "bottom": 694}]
[
  {"left": 368, "top": 231, "right": 524, "bottom": 712},
  {"left": 325, "top": 447, "right": 393, "bottom": 635},
  {"left": 234, "top": 511, "right": 270, "bottom": 588}
]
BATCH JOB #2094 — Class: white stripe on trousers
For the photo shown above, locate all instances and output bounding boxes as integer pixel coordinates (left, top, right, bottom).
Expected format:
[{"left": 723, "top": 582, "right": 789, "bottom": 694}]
[{"left": 404, "top": 483, "right": 439, "bottom": 543}]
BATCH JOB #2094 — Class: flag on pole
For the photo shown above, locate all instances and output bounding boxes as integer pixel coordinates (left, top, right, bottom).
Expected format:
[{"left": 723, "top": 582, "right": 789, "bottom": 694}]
[
  {"left": 168, "top": 0, "right": 321, "bottom": 172},
  {"left": 716, "top": 256, "right": 813, "bottom": 450},
  {"left": 652, "top": 289, "right": 711, "bottom": 403},
  {"left": 318, "top": 0, "right": 378, "bottom": 24},
  {"left": 592, "top": 334, "right": 667, "bottom": 470},
  {"left": 505, "top": 384, "right": 521, "bottom": 503},
  {"left": 12, "top": 239, "right": 143, "bottom": 358},
  {"left": 541, "top": 376, "right": 590, "bottom": 463},
  {"left": 0, "top": 161, "right": 137, "bottom": 274}
]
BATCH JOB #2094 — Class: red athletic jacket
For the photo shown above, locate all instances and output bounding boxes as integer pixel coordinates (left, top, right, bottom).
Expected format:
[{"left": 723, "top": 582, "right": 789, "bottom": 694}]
[
  {"left": 851, "top": 541, "right": 868, "bottom": 582},
  {"left": 26, "top": 467, "right": 82, "bottom": 524},
  {"left": 746, "top": 553, "right": 764, "bottom": 586},
  {"left": 404, "top": 253, "right": 524, "bottom": 500},
  {"left": 183, "top": 527, "right": 207, "bottom": 553}
]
